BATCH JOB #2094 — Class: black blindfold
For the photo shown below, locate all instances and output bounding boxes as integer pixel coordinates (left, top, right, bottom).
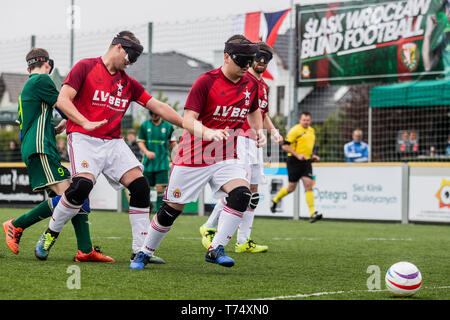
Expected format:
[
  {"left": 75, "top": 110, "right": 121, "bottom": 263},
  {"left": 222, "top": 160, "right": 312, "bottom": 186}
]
[
  {"left": 111, "top": 36, "right": 143, "bottom": 64},
  {"left": 224, "top": 42, "right": 258, "bottom": 68},
  {"left": 255, "top": 50, "right": 273, "bottom": 64},
  {"left": 27, "top": 56, "right": 54, "bottom": 74}
]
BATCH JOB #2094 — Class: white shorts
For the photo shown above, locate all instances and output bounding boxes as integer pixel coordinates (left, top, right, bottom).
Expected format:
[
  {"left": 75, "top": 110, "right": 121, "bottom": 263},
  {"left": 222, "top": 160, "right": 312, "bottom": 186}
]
[
  {"left": 236, "top": 136, "right": 265, "bottom": 185},
  {"left": 67, "top": 132, "right": 143, "bottom": 190},
  {"left": 164, "top": 159, "right": 248, "bottom": 204}
]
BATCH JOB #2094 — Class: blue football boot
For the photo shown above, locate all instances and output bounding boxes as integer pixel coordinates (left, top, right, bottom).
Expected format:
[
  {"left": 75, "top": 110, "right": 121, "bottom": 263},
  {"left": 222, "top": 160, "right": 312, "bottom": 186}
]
[
  {"left": 130, "top": 252, "right": 152, "bottom": 270},
  {"left": 205, "top": 245, "right": 235, "bottom": 267}
]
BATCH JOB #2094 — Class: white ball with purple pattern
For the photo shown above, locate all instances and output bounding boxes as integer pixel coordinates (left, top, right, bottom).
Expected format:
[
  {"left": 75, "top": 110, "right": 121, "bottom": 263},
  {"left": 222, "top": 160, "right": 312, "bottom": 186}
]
[{"left": 385, "top": 261, "right": 422, "bottom": 297}]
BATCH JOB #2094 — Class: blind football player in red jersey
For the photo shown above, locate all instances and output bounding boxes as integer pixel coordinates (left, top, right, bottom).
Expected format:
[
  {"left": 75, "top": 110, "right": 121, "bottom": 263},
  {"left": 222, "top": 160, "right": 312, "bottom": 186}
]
[
  {"left": 199, "top": 41, "right": 284, "bottom": 254},
  {"left": 34, "top": 31, "right": 183, "bottom": 263},
  {"left": 130, "top": 35, "right": 267, "bottom": 270}
]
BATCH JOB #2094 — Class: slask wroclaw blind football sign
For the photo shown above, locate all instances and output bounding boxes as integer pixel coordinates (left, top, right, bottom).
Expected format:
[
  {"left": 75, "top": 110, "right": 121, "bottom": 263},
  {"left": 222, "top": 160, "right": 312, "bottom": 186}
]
[{"left": 297, "top": 0, "right": 449, "bottom": 85}]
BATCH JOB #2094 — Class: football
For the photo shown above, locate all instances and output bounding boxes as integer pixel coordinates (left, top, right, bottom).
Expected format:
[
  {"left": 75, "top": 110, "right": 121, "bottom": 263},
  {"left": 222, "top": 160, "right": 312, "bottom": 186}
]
[{"left": 385, "top": 261, "right": 422, "bottom": 297}]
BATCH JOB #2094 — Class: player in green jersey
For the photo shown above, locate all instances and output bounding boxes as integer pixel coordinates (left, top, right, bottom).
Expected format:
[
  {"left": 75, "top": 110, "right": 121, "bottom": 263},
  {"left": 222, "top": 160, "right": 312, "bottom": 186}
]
[
  {"left": 2, "top": 48, "right": 114, "bottom": 262},
  {"left": 138, "top": 110, "right": 178, "bottom": 211}
]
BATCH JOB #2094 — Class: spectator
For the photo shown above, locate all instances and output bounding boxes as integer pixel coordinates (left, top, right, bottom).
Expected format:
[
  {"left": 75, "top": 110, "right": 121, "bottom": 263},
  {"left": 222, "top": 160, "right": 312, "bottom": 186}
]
[
  {"left": 409, "top": 131, "right": 419, "bottom": 153},
  {"left": 344, "top": 129, "right": 369, "bottom": 162},
  {"left": 126, "top": 129, "right": 142, "bottom": 161},
  {"left": 4, "top": 140, "right": 22, "bottom": 162},
  {"left": 396, "top": 130, "right": 410, "bottom": 154},
  {"left": 56, "top": 137, "right": 69, "bottom": 162}
]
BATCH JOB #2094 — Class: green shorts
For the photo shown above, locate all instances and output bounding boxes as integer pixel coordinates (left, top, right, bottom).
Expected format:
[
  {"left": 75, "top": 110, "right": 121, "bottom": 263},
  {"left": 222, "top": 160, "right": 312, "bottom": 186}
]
[
  {"left": 26, "top": 153, "right": 71, "bottom": 192},
  {"left": 144, "top": 170, "right": 169, "bottom": 187}
]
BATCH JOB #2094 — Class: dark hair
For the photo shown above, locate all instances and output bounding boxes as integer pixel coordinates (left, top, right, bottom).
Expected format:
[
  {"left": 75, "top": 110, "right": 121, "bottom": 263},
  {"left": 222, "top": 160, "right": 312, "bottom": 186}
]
[
  {"left": 257, "top": 41, "right": 273, "bottom": 55},
  {"left": 26, "top": 48, "right": 49, "bottom": 70},
  {"left": 300, "top": 111, "right": 311, "bottom": 118},
  {"left": 225, "top": 34, "right": 252, "bottom": 44}
]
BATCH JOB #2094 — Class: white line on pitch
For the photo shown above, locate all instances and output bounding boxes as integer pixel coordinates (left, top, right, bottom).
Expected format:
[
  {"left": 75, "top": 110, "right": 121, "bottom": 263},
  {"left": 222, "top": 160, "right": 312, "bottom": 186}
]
[
  {"left": 255, "top": 286, "right": 450, "bottom": 300},
  {"left": 365, "top": 238, "right": 412, "bottom": 241}
]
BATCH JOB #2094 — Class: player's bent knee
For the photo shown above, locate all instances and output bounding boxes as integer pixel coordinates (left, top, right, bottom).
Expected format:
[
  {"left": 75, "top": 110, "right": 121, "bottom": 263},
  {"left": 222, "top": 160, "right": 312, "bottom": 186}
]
[
  {"left": 65, "top": 177, "right": 94, "bottom": 206},
  {"left": 227, "top": 186, "right": 252, "bottom": 213},
  {"left": 156, "top": 203, "right": 182, "bottom": 227},
  {"left": 249, "top": 192, "right": 260, "bottom": 210},
  {"left": 128, "top": 176, "right": 150, "bottom": 208}
]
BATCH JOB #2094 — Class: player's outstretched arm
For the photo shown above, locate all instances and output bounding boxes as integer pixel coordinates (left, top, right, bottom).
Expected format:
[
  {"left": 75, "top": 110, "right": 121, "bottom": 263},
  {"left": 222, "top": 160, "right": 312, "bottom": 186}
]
[
  {"left": 57, "top": 85, "right": 107, "bottom": 131},
  {"left": 183, "top": 109, "right": 229, "bottom": 142},
  {"left": 146, "top": 98, "right": 183, "bottom": 128}
]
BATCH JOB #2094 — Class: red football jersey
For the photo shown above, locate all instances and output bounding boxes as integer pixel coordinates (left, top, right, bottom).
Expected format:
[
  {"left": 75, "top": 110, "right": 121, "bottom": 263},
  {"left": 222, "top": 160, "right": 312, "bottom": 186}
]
[
  {"left": 173, "top": 67, "right": 260, "bottom": 166},
  {"left": 240, "top": 72, "right": 270, "bottom": 140},
  {"left": 63, "top": 57, "right": 152, "bottom": 139}
]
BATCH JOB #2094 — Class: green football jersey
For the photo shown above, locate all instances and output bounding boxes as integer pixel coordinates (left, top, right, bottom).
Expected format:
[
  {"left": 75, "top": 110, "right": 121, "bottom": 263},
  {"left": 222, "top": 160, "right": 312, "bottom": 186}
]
[
  {"left": 18, "top": 73, "right": 60, "bottom": 163},
  {"left": 138, "top": 119, "right": 175, "bottom": 173}
]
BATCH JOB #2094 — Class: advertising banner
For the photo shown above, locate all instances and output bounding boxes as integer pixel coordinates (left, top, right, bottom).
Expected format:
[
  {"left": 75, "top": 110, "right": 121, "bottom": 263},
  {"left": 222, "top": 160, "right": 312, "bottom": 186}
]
[
  {"left": 408, "top": 165, "right": 450, "bottom": 222},
  {"left": 297, "top": 0, "right": 449, "bottom": 86},
  {"left": 299, "top": 165, "right": 403, "bottom": 220},
  {"left": 0, "top": 167, "right": 45, "bottom": 205}
]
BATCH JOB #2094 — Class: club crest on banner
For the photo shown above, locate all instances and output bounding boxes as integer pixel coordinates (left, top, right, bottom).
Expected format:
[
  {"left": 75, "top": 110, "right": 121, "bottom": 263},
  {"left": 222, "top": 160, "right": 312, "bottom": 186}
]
[{"left": 399, "top": 42, "right": 419, "bottom": 72}]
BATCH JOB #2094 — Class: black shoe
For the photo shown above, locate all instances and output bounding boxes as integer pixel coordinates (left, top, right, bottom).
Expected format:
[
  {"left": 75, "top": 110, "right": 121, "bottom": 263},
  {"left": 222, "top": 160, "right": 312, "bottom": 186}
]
[
  {"left": 309, "top": 212, "right": 323, "bottom": 223},
  {"left": 270, "top": 201, "right": 278, "bottom": 213},
  {"left": 130, "top": 252, "right": 166, "bottom": 264}
]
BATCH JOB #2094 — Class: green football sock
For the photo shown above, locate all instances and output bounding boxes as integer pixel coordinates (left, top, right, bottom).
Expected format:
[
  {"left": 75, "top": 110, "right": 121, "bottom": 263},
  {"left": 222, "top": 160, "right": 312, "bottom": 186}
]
[
  {"left": 71, "top": 214, "right": 93, "bottom": 254},
  {"left": 156, "top": 193, "right": 164, "bottom": 211},
  {"left": 12, "top": 199, "right": 53, "bottom": 229}
]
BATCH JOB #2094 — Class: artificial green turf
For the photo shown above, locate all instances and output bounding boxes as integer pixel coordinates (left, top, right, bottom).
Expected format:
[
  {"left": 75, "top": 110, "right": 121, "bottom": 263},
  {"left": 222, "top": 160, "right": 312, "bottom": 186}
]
[{"left": 0, "top": 208, "right": 449, "bottom": 300}]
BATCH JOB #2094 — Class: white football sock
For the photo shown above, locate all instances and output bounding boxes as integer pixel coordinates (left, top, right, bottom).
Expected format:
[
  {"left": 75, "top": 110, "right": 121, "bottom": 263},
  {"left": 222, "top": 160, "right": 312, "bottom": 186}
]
[
  {"left": 209, "top": 205, "right": 243, "bottom": 249},
  {"left": 129, "top": 206, "right": 150, "bottom": 253},
  {"left": 140, "top": 215, "right": 171, "bottom": 257},
  {"left": 237, "top": 208, "right": 254, "bottom": 244},
  {"left": 205, "top": 197, "right": 226, "bottom": 229},
  {"left": 48, "top": 195, "right": 81, "bottom": 233}
]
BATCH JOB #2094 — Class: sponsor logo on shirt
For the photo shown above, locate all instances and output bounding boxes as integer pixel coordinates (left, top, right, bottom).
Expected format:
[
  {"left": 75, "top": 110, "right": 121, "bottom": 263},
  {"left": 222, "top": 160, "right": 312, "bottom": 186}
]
[
  {"left": 92, "top": 90, "right": 129, "bottom": 111},
  {"left": 212, "top": 105, "right": 249, "bottom": 119}
]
